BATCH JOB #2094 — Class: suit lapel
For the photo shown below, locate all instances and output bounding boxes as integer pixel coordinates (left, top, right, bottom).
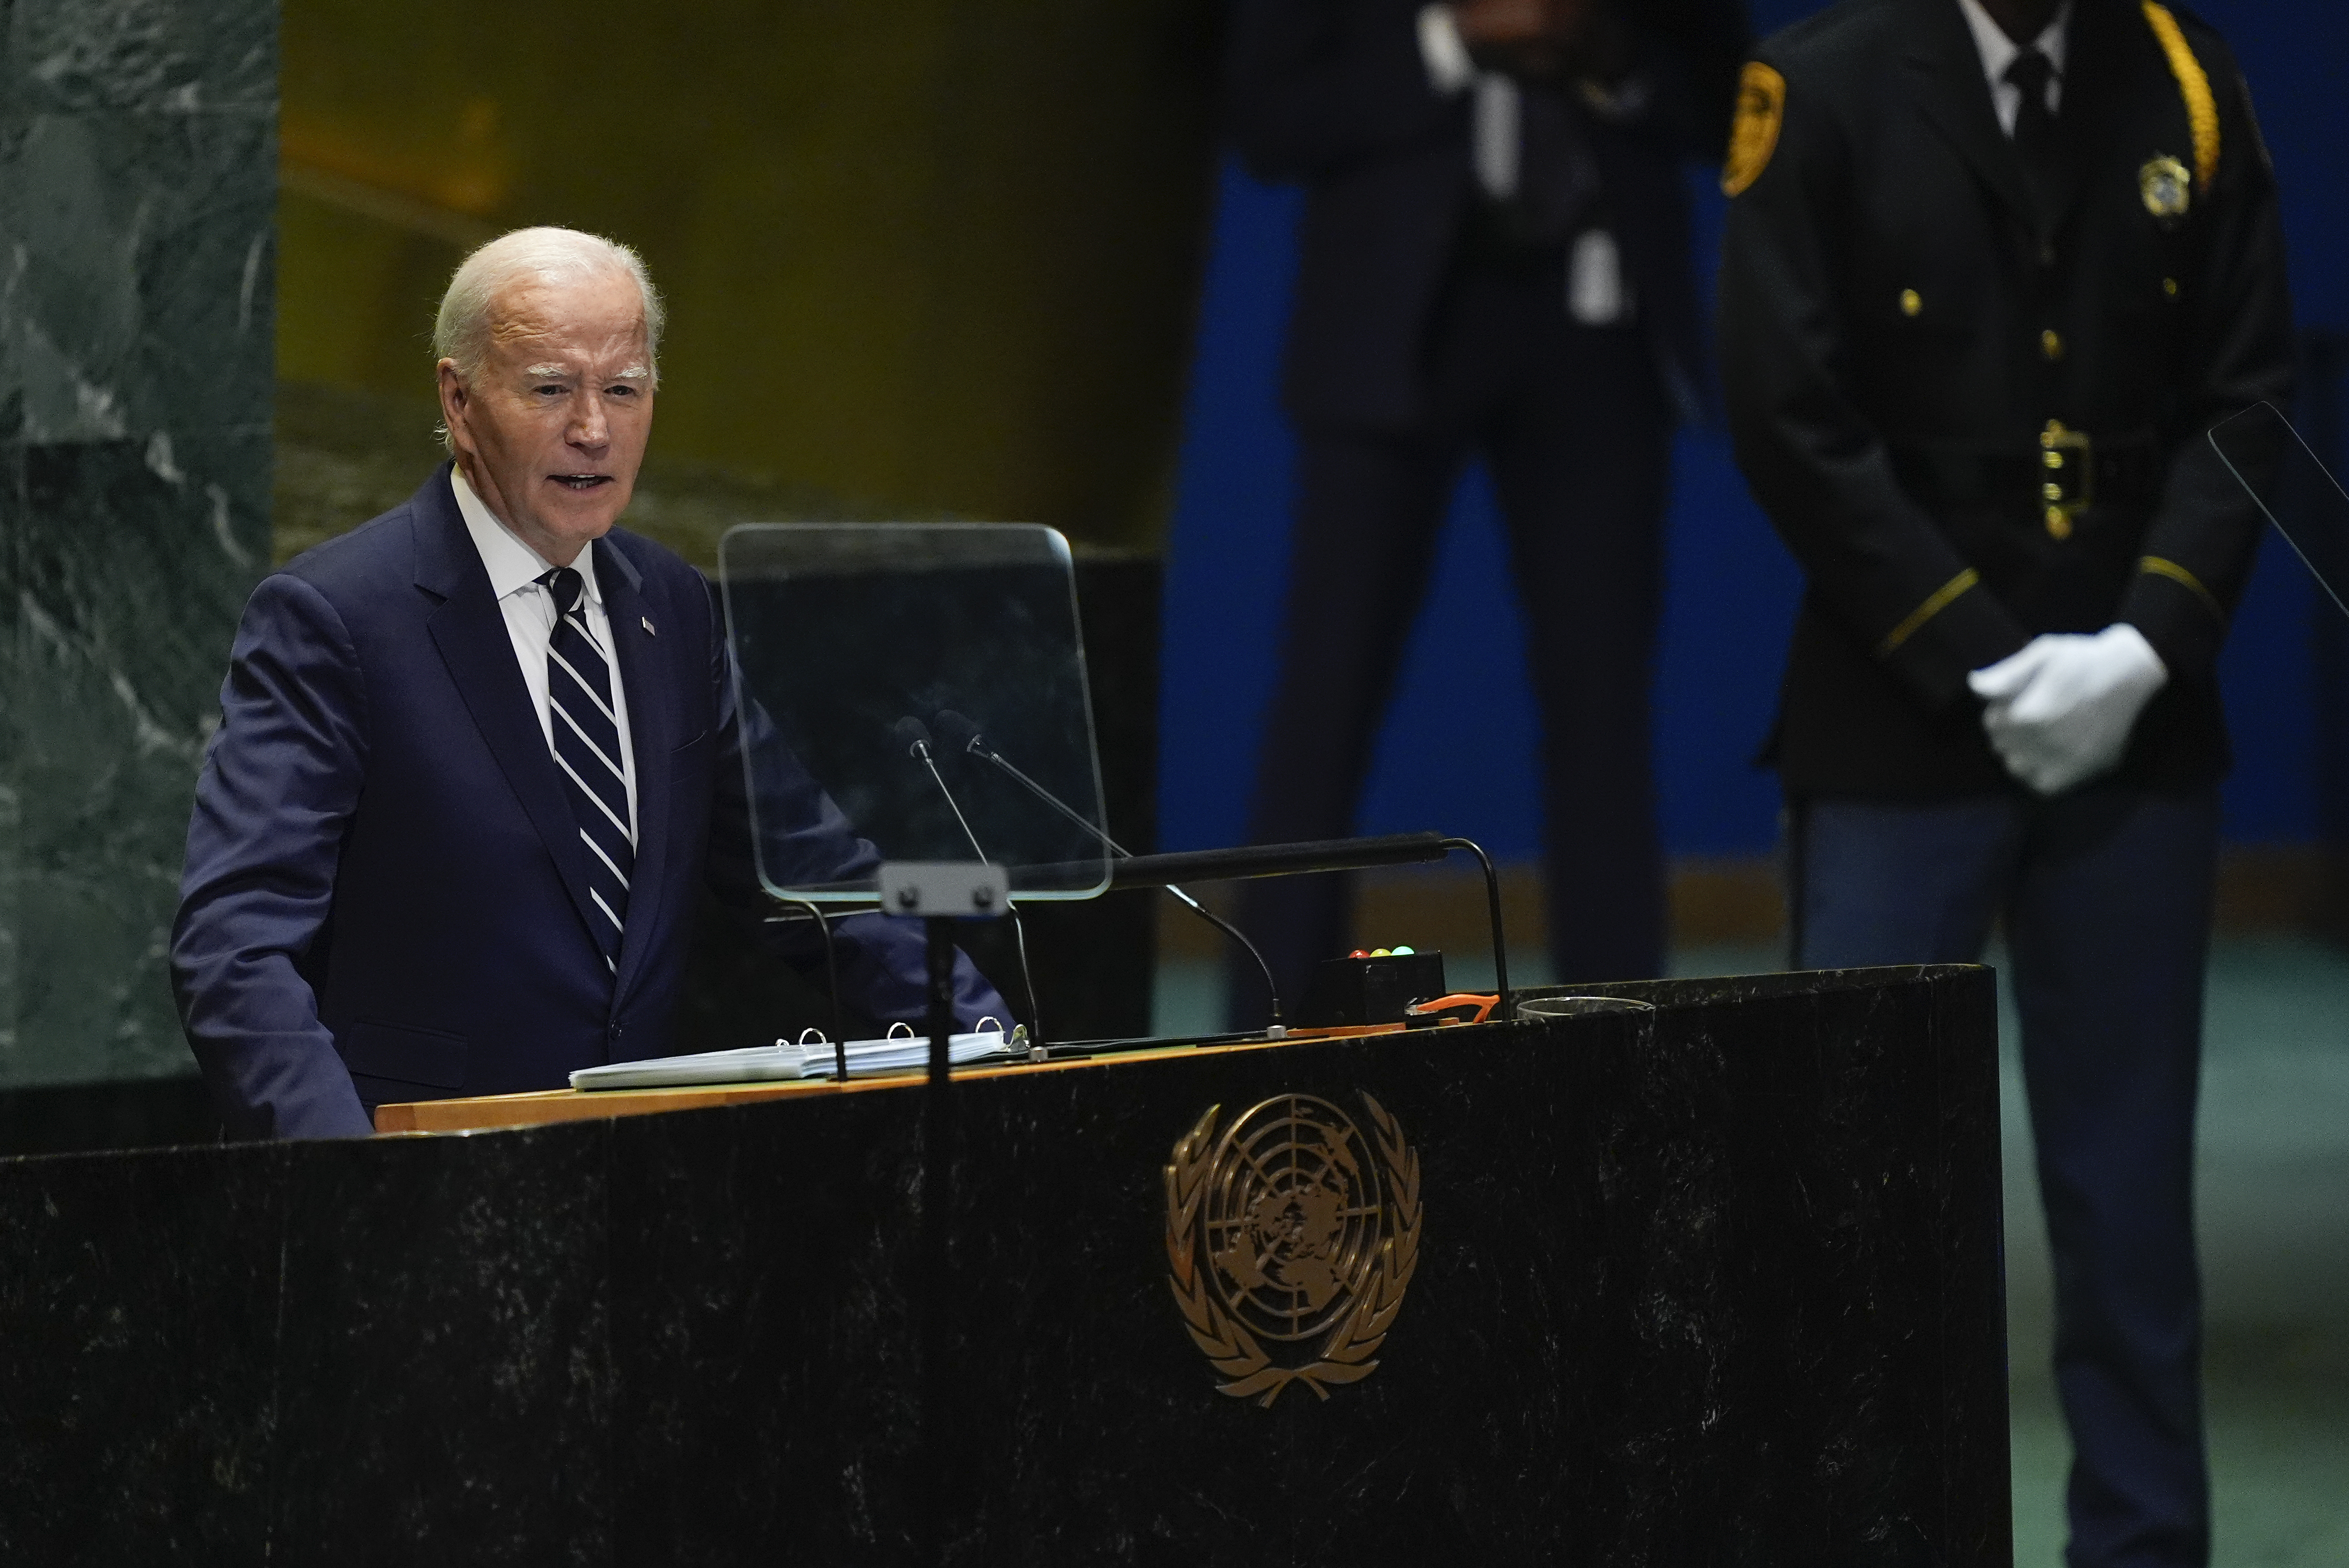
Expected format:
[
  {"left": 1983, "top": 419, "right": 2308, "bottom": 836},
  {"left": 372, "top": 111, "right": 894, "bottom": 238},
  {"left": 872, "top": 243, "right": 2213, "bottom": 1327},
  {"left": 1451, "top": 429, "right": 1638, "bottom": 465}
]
[
  {"left": 597, "top": 537, "right": 673, "bottom": 1006},
  {"left": 412, "top": 466, "right": 606, "bottom": 952},
  {"left": 2041, "top": 0, "right": 2131, "bottom": 242},
  {"left": 1903, "top": 0, "right": 2037, "bottom": 244}
]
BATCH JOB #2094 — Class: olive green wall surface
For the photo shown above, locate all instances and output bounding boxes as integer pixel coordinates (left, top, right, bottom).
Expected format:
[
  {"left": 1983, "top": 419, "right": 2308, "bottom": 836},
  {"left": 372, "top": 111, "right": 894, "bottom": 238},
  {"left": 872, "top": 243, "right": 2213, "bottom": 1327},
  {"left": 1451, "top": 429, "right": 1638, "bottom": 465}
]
[{"left": 275, "top": 0, "right": 1224, "bottom": 561}]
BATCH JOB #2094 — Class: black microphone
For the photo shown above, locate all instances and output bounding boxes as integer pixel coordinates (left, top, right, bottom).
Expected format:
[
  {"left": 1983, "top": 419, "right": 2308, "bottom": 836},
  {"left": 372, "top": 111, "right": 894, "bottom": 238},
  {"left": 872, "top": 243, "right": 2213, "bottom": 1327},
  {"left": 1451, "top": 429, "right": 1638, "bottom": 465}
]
[
  {"left": 890, "top": 715, "right": 1046, "bottom": 1048},
  {"left": 931, "top": 708, "right": 985, "bottom": 759},
  {"left": 932, "top": 709, "right": 1288, "bottom": 1033},
  {"left": 894, "top": 716, "right": 984, "bottom": 860},
  {"left": 892, "top": 714, "right": 935, "bottom": 763}
]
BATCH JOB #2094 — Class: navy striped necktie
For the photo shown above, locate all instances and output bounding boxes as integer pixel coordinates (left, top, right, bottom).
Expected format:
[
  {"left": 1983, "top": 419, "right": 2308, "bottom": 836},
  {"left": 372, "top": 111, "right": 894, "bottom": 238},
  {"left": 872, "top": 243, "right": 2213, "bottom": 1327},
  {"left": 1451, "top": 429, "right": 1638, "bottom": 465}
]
[{"left": 540, "top": 565, "right": 633, "bottom": 971}]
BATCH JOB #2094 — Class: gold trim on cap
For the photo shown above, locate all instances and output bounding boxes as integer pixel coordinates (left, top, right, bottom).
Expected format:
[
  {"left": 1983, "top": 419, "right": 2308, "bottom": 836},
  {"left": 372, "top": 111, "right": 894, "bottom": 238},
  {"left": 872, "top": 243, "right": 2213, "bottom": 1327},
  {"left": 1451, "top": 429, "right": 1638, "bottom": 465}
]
[
  {"left": 2140, "top": 555, "right": 2223, "bottom": 621},
  {"left": 1878, "top": 568, "right": 1981, "bottom": 657},
  {"left": 2142, "top": 3, "right": 2220, "bottom": 189}
]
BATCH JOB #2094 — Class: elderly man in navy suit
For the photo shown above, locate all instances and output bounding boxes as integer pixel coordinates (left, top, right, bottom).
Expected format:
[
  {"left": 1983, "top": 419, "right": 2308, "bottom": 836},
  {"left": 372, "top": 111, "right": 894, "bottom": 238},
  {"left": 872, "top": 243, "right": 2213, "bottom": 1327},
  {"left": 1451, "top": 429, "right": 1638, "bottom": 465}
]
[{"left": 172, "top": 227, "right": 999, "bottom": 1140}]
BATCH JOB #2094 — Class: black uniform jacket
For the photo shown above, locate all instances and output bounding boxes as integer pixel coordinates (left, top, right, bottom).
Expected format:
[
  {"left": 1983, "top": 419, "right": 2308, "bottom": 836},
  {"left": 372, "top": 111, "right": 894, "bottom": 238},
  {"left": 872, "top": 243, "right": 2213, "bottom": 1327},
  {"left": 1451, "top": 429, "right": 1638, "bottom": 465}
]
[
  {"left": 1229, "top": 0, "right": 1749, "bottom": 432},
  {"left": 1721, "top": 0, "right": 2292, "bottom": 797}
]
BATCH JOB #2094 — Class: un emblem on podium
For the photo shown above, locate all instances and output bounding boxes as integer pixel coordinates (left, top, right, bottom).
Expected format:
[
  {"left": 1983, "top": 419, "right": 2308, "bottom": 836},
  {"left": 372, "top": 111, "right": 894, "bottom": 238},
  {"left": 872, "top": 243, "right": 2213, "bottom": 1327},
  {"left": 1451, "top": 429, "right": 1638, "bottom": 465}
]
[{"left": 1163, "top": 1093, "right": 1422, "bottom": 1407}]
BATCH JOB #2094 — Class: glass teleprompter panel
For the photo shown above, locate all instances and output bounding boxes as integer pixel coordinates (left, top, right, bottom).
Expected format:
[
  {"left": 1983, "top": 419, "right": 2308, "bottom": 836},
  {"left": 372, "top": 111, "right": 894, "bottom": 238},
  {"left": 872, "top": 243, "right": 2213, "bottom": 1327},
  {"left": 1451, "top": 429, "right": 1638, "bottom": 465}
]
[
  {"left": 2210, "top": 401, "right": 2349, "bottom": 620},
  {"left": 717, "top": 522, "right": 1111, "bottom": 904}
]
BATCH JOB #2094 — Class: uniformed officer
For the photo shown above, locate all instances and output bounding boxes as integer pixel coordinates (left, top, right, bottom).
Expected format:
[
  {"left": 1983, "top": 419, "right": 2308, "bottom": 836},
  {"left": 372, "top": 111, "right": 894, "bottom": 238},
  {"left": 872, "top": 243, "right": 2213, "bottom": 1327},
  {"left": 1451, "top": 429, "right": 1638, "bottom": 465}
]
[{"left": 1718, "top": 0, "right": 2291, "bottom": 1563}]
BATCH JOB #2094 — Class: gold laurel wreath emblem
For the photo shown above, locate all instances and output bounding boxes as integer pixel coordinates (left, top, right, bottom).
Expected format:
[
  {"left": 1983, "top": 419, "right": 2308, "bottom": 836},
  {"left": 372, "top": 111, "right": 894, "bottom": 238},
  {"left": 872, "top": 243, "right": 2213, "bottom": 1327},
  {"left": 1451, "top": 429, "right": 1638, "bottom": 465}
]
[{"left": 1163, "top": 1094, "right": 1422, "bottom": 1408}]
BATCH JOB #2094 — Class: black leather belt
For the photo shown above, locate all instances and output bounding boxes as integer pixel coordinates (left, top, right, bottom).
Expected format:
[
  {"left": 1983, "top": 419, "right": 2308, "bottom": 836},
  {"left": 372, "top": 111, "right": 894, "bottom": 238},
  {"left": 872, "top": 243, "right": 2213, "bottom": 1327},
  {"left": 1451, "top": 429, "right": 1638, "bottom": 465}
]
[{"left": 1892, "top": 424, "right": 2162, "bottom": 539}]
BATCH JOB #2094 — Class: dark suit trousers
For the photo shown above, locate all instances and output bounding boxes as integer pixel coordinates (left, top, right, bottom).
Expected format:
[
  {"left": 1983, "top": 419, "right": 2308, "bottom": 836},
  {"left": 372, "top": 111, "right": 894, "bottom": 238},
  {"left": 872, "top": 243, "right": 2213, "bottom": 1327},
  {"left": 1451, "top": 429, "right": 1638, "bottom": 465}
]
[
  {"left": 1793, "top": 788, "right": 2217, "bottom": 1568},
  {"left": 1231, "top": 247, "right": 1672, "bottom": 1024}
]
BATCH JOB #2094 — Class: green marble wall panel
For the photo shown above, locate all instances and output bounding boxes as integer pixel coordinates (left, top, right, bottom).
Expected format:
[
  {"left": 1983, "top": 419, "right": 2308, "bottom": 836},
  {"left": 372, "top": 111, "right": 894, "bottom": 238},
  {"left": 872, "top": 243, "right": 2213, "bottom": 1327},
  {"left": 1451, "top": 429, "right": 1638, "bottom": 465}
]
[{"left": 0, "top": 0, "right": 276, "bottom": 1088}]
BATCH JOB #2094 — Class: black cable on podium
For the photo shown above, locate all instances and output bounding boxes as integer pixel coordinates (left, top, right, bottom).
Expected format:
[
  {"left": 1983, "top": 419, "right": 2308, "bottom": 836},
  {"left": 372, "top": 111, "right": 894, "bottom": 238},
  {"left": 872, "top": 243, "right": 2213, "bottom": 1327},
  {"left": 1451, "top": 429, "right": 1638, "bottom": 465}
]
[
  {"left": 1092, "top": 831, "right": 1513, "bottom": 1016},
  {"left": 932, "top": 709, "right": 1289, "bottom": 1029},
  {"left": 1437, "top": 837, "right": 1509, "bottom": 1012},
  {"left": 772, "top": 895, "right": 848, "bottom": 1081}
]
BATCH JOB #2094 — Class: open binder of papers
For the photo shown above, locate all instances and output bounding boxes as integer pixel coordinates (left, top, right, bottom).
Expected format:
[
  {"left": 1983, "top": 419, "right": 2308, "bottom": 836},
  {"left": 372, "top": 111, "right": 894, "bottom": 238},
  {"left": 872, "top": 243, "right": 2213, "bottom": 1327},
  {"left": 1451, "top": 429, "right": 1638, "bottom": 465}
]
[{"left": 569, "top": 1027, "right": 1009, "bottom": 1091}]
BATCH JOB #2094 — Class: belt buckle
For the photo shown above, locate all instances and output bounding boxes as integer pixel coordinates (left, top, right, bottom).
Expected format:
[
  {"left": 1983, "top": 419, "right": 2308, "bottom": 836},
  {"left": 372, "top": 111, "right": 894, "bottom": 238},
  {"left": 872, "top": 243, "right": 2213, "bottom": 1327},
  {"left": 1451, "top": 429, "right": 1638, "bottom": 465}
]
[{"left": 2039, "top": 420, "right": 2092, "bottom": 540}]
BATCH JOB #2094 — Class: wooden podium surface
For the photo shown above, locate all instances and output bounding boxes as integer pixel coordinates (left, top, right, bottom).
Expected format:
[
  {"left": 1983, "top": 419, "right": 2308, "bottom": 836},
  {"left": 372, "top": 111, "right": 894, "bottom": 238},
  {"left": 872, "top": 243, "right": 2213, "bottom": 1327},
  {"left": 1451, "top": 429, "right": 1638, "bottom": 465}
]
[
  {"left": 370, "top": 1029, "right": 1395, "bottom": 1134},
  {"left": 0, "top": 967, "right": 2010, "bottom": 1565}
]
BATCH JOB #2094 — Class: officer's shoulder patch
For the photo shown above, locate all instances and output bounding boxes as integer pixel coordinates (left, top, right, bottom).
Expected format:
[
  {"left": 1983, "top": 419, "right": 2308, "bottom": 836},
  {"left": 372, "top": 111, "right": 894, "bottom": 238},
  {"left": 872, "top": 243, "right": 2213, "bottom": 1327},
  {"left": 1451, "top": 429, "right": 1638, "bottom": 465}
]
[{"left": 1722, "top": 61, "right": 1787, "bottom": 198}]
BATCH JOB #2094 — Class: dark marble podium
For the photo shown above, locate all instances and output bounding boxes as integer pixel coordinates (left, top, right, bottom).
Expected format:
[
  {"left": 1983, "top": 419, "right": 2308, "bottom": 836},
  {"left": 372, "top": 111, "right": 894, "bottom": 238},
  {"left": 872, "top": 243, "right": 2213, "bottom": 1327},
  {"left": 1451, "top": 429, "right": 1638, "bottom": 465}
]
[{"left": 0, "top": 965, "right": 2009, "bottom": 1564}]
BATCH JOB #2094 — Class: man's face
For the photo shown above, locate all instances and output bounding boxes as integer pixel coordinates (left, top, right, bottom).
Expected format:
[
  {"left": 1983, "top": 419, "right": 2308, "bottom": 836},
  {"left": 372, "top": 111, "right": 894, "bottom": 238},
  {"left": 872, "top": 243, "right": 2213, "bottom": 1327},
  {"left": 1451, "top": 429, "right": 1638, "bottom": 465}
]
[{"left": 437, "top": 270, "right": 655, "bottom": 567}]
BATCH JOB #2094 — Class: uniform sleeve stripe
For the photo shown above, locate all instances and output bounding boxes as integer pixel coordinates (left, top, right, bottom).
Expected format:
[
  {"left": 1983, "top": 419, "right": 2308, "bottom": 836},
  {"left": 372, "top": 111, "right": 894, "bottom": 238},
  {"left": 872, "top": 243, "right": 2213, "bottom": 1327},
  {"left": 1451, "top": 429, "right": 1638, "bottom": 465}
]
[
  {"left": 2140, "top": 555, "right": 2225, "bottom": 622},
  {"left": 1877, "top": 568, "right": 1980, "bottom": 658},
  {"left": 2141, "top": 2, "right": 2220, "bottom": 189}
]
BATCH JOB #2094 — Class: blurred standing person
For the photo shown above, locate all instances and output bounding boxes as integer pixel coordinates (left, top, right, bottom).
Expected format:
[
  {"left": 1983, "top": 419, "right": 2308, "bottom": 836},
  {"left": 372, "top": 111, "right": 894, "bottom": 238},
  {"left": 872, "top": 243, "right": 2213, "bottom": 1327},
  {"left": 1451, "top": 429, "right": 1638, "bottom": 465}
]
[
  {"left": 1719, "top": 0, "right": 2290, "bottom": 1562},
  {"left": 1225, "top": 0, "right": 1748, "bottom": 1021}
]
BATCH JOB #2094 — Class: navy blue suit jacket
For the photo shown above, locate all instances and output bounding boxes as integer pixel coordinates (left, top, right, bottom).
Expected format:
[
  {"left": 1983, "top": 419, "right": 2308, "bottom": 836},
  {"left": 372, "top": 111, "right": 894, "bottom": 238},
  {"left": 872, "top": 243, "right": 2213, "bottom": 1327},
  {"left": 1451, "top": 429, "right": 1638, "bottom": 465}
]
[{"left": 173, "top": 465, "right": 1000, "bottom": 1140}]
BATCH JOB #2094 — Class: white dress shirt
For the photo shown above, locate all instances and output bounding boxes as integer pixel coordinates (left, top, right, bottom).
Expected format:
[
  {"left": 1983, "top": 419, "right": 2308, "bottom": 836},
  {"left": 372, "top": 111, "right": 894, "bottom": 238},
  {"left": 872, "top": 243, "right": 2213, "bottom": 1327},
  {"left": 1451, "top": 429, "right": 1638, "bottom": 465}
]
[
  {"left": 1414, "top": 5, "right": 1629, "bottom": 324},
  {"left": 450, "top": 465, "right": 639, "bottom": 839},
  {"left": 1955, "top": 0, "right": 2072, "bottom": 136},
  {"left": 1417, "top": 5, "right": 1517, "bottom": 197}
]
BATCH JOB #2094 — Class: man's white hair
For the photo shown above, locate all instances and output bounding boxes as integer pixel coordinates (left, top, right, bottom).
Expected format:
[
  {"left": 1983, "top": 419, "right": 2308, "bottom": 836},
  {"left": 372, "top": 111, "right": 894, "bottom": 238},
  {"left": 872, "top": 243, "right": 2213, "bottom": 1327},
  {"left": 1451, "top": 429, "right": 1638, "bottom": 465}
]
[{"left": 433, "top": 227, "right": 664, "bottom": 445}]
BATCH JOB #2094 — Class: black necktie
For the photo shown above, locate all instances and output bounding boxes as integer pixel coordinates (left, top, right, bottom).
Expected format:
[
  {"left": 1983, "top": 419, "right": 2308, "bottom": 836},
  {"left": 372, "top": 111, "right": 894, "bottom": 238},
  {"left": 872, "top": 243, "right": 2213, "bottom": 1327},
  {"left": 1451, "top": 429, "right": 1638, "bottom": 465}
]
[
  {"left": 1507, "top": 84, "right": 1592, "bottom": 250},
  {"left": 540, "top": 566, "right": 633, "bottom": 971},
  {"left": 2005, "top": 49, "right": 2060, "bottom": 232}
]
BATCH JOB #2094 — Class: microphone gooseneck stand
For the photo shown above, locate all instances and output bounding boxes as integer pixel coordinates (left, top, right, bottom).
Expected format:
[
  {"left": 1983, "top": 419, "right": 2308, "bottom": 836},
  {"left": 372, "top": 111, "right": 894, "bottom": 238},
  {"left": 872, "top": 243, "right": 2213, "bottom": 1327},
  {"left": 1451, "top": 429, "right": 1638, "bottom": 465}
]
[
  {"left": 1094, "top": 832, "right": 1512, "bottom": 1020},
  {"left": 774, "top": 895, "right": 850, "bottom": 1081},
  {"left": 931, "top": 710, "right": 1288, "bottom": 1032},
  {"left": 893, "top": 716, "right": 1047, "bottom": 1046},
  {"left": 931, "top": 714, "right": 1512, "bottom": 1023}
]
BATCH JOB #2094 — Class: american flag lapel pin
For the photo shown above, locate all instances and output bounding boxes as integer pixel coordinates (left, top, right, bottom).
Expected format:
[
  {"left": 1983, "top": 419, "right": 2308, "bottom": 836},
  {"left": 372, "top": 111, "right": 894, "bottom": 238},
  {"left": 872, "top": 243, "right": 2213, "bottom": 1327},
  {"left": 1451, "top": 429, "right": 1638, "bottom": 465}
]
[{"left": 641, "top": 616, "right": 657, "bottom": 636}]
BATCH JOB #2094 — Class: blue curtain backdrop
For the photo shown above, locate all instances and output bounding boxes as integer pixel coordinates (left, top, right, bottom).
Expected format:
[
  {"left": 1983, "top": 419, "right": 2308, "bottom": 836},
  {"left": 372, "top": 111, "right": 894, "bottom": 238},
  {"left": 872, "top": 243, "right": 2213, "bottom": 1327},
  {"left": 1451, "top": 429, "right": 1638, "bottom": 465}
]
[{"left": 1159, "top": 0, "right": 2347, "bottom": 861}]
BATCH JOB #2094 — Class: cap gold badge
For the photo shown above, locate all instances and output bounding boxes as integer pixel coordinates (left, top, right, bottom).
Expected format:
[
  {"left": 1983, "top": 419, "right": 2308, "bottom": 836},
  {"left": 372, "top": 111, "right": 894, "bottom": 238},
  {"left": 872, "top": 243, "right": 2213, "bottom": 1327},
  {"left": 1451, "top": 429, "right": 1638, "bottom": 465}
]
[
  {"left": 1165, "top": 1093, "right": 1421, "bottom": 1407},
  {"left": 2139, "top": 155, "right": 2192, "bottom": 220},
  {"left": 1722, "top": 62, "right": 1787, "bottom": 197}
]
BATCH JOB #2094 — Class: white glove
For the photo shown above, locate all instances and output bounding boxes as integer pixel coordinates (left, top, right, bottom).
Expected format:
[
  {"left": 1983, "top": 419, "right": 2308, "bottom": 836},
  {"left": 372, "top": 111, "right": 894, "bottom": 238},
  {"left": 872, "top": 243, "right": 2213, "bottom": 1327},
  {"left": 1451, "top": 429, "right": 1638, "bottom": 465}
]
[{"left": 1966, "top": 624, "right": 2168, "bottom": 796}]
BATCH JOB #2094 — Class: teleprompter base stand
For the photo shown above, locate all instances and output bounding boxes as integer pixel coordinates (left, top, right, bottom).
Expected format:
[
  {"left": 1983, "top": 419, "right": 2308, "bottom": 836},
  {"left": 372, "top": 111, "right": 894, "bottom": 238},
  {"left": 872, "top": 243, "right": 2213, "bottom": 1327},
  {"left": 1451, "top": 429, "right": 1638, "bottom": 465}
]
[{"left": 0, "top": 966, "right": 2010, "bottom": 1564}]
